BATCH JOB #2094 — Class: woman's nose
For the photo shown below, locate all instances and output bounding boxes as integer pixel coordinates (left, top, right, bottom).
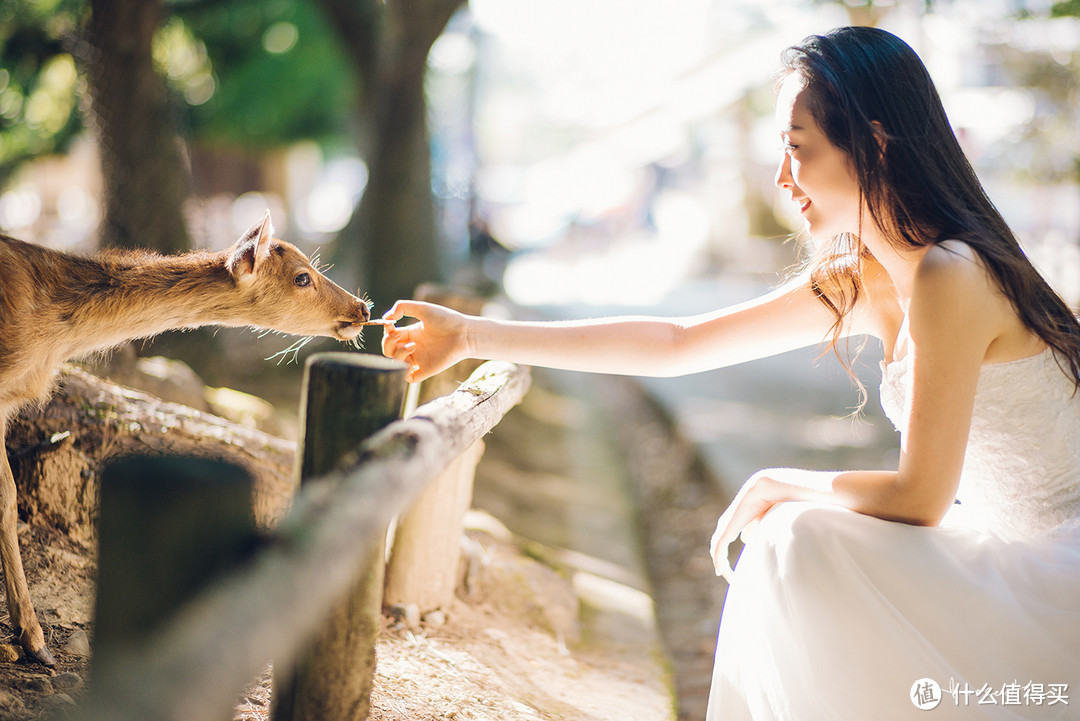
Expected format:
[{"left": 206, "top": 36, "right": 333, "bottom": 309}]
[{"left": 774, "top": 153, "right": 792, "bottom": 189}]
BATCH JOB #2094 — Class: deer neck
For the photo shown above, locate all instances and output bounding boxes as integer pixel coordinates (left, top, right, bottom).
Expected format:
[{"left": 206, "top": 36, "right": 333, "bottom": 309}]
[{"left": 60, "top": 250, "right": 248, "bottom": 356}]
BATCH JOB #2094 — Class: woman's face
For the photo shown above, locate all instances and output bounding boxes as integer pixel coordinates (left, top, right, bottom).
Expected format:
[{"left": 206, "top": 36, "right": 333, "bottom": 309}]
[{"left": 774, "top": 73, "right": 865, "bottom": 240}]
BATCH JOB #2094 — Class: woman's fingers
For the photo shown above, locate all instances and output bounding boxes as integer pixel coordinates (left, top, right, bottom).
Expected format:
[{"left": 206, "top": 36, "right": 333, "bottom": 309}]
[
  {"left": 380, "top": 325, "right": 398, "bottom": 357},
  {"left": 710, "top": 522, "right": 737, "bottom": 582},
  {"left": 381, "top": 324, "right": 410, "bottom": 359},
  {"left": 381, "top": 300, "right": 410, "bottom": 323},
  {"left": 739, "top": 518, "right": 761, "bottom": 545},
  {"left": 382, "top": 299, "right": 433, "bottom": 324},
  {"left": 379, "top": 298, "right": 466, "bottom": 384},
  {"left": 380, "top": 330, "right": 422, "bottom": 382},
  {"left": 710, "top": 511, "right": 737, "bottom": 577},
  {"left": 709, "top": 472, "right": 779, "bottom": 581},
  {"left": 385, "top": 337, "right": 417, "bottom": 367}
]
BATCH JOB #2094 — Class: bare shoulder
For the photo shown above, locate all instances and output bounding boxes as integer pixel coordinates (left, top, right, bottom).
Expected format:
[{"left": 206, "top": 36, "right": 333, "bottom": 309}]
[
  {"left": 909, "top": 239, "right": 1014, "bottom": 351},
  {"left": 913, "top": 240, "right": 999, "bottom": 303}
]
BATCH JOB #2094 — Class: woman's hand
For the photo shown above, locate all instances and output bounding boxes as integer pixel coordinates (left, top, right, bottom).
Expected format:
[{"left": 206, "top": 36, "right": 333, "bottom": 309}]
[
  {"left": 710, "top": 468, "right": 827, "bottom": 582},
  {"left": 381, "top": 300, "right": 472, "bottom": 383},
  {"left": 710, "top": 471, "right": 781, "bottom": 582}
]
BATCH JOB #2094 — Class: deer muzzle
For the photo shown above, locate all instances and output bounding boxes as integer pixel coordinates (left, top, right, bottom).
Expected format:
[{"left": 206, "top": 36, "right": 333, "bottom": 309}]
[{"left": 331, "top": 298, "right": 372, "bottom": 341}]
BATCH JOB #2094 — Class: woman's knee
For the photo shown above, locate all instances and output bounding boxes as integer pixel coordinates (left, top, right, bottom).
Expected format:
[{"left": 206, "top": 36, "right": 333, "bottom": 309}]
[{"left": 745, "top": 502, "right": 848, "bottom": 580}]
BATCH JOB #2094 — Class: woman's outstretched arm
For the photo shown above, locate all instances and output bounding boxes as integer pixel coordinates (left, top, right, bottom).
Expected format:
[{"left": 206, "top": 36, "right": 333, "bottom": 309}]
[{"left": 381, "top": 277, "right": 856, "bottom": 383}]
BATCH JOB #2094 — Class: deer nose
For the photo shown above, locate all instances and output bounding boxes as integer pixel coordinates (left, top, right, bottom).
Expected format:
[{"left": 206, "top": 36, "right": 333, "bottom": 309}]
[{"left": 358, "top": 300, "right": 371, "bottom": 322}]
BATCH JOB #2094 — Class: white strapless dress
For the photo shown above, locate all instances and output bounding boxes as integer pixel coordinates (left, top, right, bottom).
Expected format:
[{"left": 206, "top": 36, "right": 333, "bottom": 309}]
[{"left": 706, "top": 348, "right": 1080, "bottom": 720}]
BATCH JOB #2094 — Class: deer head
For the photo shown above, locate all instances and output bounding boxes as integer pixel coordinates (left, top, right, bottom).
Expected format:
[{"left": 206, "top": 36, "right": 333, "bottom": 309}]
[{"left": 226, "top": 211, "right": 371, "bottom": 341}]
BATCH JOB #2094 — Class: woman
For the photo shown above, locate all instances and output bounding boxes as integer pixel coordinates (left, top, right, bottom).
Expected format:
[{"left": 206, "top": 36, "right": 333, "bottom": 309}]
[{"left": 383, "top": 27, "right": 1080, "bottom": 720}]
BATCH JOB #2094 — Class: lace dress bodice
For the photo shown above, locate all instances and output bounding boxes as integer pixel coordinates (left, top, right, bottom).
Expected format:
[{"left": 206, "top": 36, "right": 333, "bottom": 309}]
[{"left": 880, "top": 348, "right": 1080, "bottom": 540}]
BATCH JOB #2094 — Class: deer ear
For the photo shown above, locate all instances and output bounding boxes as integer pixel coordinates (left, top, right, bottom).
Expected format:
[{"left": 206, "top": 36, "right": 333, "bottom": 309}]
[
  {"left": 227, "top": 210, "right": 275, "bottom": 280},
  {"left": 252, "top": 210, "right": 274, "bottom": 271}
]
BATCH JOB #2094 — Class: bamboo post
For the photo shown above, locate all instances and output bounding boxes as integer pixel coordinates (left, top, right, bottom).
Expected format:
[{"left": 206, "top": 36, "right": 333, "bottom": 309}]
[
  {"left": 383, "top": 285, "right": 487, "bottom": 614},
  {"left": 383, "top": 438, "right": 483, "bottom": 612},
  {"left": 272, "top": 353, "right": 408, "bottom": 721}
]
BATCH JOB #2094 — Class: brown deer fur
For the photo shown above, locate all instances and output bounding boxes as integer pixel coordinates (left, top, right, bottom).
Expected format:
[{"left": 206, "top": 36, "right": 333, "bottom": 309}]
[{"left": 0, "top": 212, "right": 370, "bottom": 664}]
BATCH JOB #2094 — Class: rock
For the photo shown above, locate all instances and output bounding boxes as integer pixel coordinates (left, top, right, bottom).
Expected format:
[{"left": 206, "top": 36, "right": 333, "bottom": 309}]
[
  {"left": 131, "top": 356, "right": 211, "bottom": 411},
  {"left": 20, "top": 677, "right": 51, "bottom": 695},
  {"left": 0, "top": 688, "right": 24, "bottom": 713},
  {"left": 390, "top": 603, "right": 421, "bottom": 630},
  {"left": 403, "top": 603, "right": 421, "bottom": 630},
  {"left": 205, "top": 386, "right": 276, "bottom": 431},
  {"left": 63, "top": 629, "right": 91, "bottom": 658},
  {"left": 50, "top": 672, "right": 83, "bottom": 692},
  {"left": 42, "top": 693, "right": 75, "bottom": 711},
  {"left": 0, "top": 644, "right": 21, "bottom": 663}
]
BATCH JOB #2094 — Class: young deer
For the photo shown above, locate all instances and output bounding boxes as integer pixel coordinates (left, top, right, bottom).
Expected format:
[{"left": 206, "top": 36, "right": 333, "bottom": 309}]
[{"left": 0, "top": 211, "right": 372, "bottom": 664}]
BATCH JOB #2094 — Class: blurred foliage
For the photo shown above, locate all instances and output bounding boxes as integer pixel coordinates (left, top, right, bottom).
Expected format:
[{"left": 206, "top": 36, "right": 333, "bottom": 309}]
[
  {"left": 0, "top": 0, "right": 87, "bottom": 182},
  {"left": 1005, "top": 4, "right": 1080, "bottom": 184},
  {"left": 168, "top": 0, "right": 356, "bottom": 150},
  {"left": 1051, "top": 0, "right": 1080, "bottom": 17},
  {"left": 0, "top": 0, "right": 356, "bottom": 182},
  {"left": 988, "top": 43, "right": 1080, "bottom": 183}
]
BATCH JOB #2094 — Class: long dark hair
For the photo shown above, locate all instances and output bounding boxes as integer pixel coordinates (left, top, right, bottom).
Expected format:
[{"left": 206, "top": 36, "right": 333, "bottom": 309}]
[{"left": 783, "top": 26, "right": 1080, "bottom": 388}]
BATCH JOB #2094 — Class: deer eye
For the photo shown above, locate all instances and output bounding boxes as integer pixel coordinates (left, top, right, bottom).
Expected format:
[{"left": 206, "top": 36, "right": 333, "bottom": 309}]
[{"left": 294, "top": 273, "right": 311, "bottom": 288}]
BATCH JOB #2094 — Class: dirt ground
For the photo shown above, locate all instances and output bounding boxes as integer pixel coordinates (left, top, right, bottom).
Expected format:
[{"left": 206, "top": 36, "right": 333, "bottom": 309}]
[
  {"left": 0, "top": 524, "right": 95, "bottom": 720},
  {"left": 0, "top": 361, "right": 728, "bottom": 721}
]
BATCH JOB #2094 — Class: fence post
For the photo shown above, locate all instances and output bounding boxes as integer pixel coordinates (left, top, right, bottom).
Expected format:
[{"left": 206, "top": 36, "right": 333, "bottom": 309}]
[
  {"left": 272, "top": 353, "right": 408, "bottom": 721},
  {"left": 91, "top": 455, "right": 260, "bottom": 675},
  {"left": 382, "top": 438, "right": 483, "bottom": 612},
  {"left": 383, "top": 285, "right": 487, "bottom": 614}
]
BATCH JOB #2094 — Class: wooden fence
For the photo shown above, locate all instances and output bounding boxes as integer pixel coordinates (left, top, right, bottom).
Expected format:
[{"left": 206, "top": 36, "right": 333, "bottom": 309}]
[{"left": 65, "top": 354, "right": 531, "bottom": 721}]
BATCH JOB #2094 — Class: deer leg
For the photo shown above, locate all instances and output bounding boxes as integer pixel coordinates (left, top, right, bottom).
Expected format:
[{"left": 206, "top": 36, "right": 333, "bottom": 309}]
[{"left": 0, "top": 425, "right": 54, "bottom": 666}]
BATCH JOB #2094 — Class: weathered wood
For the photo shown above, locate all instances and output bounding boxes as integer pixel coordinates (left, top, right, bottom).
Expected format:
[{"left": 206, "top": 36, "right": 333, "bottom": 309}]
[
  {"left": 383, "top": 284, "right": 487, "bottom": 612},
  {"left": 7, "top": 364, "right": 296, "bottom": 541},
  {"left": 65, "top": 360, "right": 529, "bottom": 721},
  {"left": 273, "top": 353, "right": 408, "bottom": 721},
  {"left": 92, "top": 456, "right": 260, "bottom": 663},
  {"left": 383, "top": 438, "right": 483, "bottom": 612}
]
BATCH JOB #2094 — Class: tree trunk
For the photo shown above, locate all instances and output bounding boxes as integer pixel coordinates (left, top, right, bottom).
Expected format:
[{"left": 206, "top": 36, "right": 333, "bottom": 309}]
[
  {"left": 5, "top": 365, "right": 296, "bottom": 546},
  {"left": 315, "top": 0, "right": 465, "bottom": 314},
  {"left": 82, "top": 0, "right": 191, "bottom": 253}
]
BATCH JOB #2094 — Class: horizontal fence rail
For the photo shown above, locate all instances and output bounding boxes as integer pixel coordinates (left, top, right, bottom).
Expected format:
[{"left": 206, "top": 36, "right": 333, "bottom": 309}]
[{"left": 66, "top": 359, "right": 531, "bottom": 721}]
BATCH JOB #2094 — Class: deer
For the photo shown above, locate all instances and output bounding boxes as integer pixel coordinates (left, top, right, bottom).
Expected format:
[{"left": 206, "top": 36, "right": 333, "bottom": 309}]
[{"left": 0, "top": 211, "right": 374, "bottom": 665}]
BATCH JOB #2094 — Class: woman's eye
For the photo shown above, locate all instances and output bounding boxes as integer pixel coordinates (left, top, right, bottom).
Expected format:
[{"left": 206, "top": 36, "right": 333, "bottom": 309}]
[{"left": 294, "top": 273, "right": 311, "bottom": 288}]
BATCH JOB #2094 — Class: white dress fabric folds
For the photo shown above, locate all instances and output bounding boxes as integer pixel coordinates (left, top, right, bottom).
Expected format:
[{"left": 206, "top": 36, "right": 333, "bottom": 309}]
[{"left": 707, "top": 348, "right": 1080, "bottom": 720}]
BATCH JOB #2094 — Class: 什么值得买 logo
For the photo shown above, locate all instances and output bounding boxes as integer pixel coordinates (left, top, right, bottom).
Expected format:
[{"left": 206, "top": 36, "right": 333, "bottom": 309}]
[
  {"left": 911, "top": 678, "right": 1070, "bottom": 710},
  {"left": 911, "top": 679, "right": 942, "bottom": 711}
]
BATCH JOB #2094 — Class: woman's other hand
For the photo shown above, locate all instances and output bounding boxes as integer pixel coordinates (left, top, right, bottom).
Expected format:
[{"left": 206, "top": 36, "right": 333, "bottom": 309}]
[
  {"left": 710, "top": 468, "right": 826, "bottom": 582},
  {"left": 710, "top": 471, "right": 779, "bottom": 582}
]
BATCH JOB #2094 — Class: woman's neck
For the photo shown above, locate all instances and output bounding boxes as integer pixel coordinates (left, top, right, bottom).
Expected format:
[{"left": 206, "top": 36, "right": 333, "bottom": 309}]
[{"left": 862, "top": 233, "right": 930, "bottom": 310}]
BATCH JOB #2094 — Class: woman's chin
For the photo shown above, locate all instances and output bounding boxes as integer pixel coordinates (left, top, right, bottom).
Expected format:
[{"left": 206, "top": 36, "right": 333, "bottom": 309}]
[{"left": 803, "top": 220, "right": 848, "bottom": 241}]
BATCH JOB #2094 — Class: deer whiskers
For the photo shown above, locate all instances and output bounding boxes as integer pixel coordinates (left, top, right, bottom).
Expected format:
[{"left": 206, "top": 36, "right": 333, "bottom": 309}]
[{"left": 266, "top": 335, "right": 316, "bottom": 365}]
